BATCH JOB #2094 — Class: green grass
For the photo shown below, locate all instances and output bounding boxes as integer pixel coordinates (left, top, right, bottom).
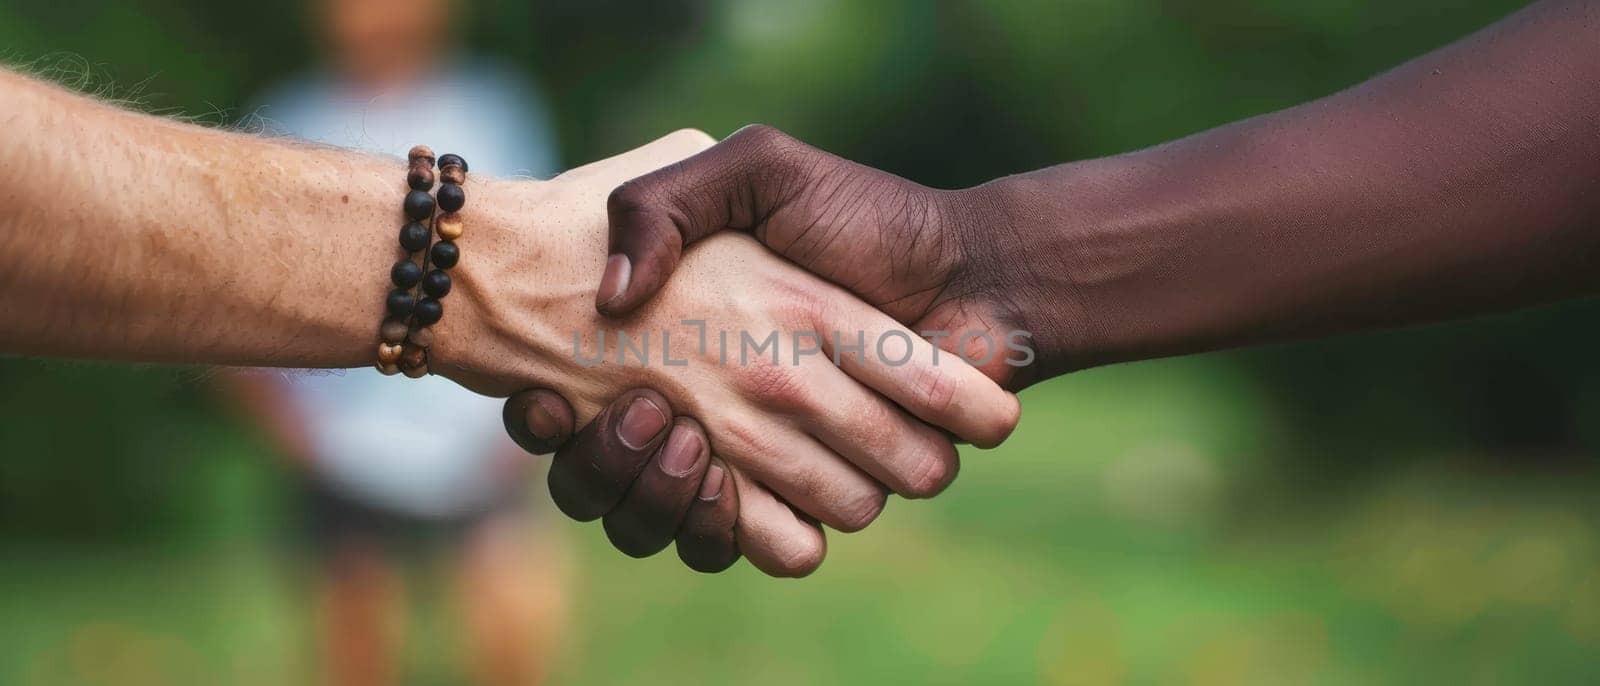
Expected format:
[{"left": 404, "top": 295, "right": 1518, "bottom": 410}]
[{"left": 3, "top": 358, "right": 1598, "bottom": 685}]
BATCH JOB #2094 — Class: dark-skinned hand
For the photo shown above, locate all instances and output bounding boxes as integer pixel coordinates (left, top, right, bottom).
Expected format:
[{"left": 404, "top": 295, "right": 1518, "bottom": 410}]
[
  {"left": 594, "top": 124, "right": 1063, "bottom": 387},
  {"left": 508, "top": 126, "right": 1043, "bottom": 575},
  {"left": 501, "top": 388, "right": 740, "bottom": 574}
]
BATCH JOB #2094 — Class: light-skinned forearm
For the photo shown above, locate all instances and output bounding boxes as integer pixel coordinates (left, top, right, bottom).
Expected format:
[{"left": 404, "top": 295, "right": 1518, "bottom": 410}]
[{"left": 0, "top": 69, "right": 404, "bottom": 367}]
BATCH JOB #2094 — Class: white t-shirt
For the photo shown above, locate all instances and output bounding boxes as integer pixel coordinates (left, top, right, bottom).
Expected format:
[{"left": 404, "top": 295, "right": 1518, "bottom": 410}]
[{"left": 254, "top": 59, "right": 560, "bottom": 518}]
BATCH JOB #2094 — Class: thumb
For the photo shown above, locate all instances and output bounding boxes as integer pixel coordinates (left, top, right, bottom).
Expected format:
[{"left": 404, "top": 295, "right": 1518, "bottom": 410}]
[
  {"left": 596, "top": 124, "right": 827, "bottom": 316},
  {"left": 502, "top": 388, "right": 577, "bottom": 455}
]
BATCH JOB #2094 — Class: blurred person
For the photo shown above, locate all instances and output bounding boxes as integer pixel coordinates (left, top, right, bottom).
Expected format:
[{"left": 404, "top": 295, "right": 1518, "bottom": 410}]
[{"left": 237, "top": 1, "right": 566, "bottom": 684}]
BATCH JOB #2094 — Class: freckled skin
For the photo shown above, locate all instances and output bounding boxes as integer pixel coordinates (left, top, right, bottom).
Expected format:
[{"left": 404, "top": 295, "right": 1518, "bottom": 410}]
[
  {"left": 0, "top": 71, "right": 398, "bottom": 367},
  {"left": 0, "top": 71, "right": 1017, "bottom": 577}
]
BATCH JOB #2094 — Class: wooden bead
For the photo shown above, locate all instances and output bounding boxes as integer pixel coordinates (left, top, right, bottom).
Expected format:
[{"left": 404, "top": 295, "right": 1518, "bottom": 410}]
[
  {"left": 414, "top": 297, "right": 443, "bottom": 325},
  {"left": 437, "top": 153, "right": 468, "bottom": 173},
  {"left": 376, "top": 361, "right": 400, "bottom": 376},
  {"left": 379, "top": 318, "right": 410, "bottom": 344},
  {"left": 407, "top": 326, "right": 434, "bottom": 348},
  {"left": 422, "top": 269, "right": 452, "bottom": 298},
  {"left": 407, "top": 145, "right": 435, "bottom": 166},
  {"left": 399, "top": 343, "right": 428, "bottom": 370},
  {"left": 437, "top": 183, "right": 465, "bottom": 212},
  {"left": 402, "top": 363, "right": 429, "bottom": 378},
  {"left": 435, "top": 213, "right": 464, "bottom": 240},
  {"left": 390, "top": 259, "right": 423, "bottom": 288},
  {"left": 399, "top": 221, "right": 431, "bottom": 252},
  {"left": 407, "top": 164, "right": 435, "bottom": 191},
  {"left": 386, "top": 290, "right": 416, "bottom": 318},
  {"left": 403, "top": 190, "right": 435, "bottom": 221},
  {"left": 430, "top": 240, "right": 459, "bottom": 269},
  {"left": 440, "top": 164, "right": 466, "bottom": 186},
  {"left": 376, "top": 342, "right": 403, "bottom": 364}
]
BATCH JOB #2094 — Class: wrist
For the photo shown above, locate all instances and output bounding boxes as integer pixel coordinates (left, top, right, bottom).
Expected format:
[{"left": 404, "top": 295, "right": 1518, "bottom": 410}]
[
  {"left": 429, "top": 176, "right": 602, "bottom": 401},
  {"left": 428, "top": 177, "right": 542, "bottom": 390},
  {"left": 982, "top": 149, "right": 1281, "bottom": 375},
  {"left": 956, "top": 169, "right": 1104, "bottom": 383}
]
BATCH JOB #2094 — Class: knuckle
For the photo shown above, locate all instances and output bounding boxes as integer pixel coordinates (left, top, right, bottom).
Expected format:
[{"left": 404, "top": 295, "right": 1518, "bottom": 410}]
[
  {"left": 606, "top": 180, "right": 654, "bottom": 220},
  {"left": 770, "top": 461, "right": 877, "bottom": 534},
  {"left": 772, "top": 277, "right": 827, "bottom": 325},
  {"left": 738, "top": 362, "right": 813, "bottom": 412},
  {"left": 665, "top": 127, "right": 717, "bottom": 151},
  {"left": 731, "top": 124, "right": 810, "bottom": 175},
  {"left": 901, "top": 442, "right": 960, "bottom": 499},
  {"left": 910, "top": 361, "right": 961, "bottom": 422},
  {"left": 772, "top": 535, "right": 826, "bottom": 578},
  {"left": 832, "top": 488, "right": 888, "bottom": 533},
  {"left": 784, "top": 462, "right": 882, "bottom": 533},
  {"left": 732, "top": 123, "right": 792, "bottom": 151},
  {"left": 780, "top": 461, "right": 830, "bottom": 506},
  {"left": 722, "top": 418, "right": 782, "bottom": 461}
]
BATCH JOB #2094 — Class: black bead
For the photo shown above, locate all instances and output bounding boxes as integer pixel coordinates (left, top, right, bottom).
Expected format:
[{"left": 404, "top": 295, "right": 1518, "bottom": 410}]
[
  {"left": 386, "top": 290, "right": 416, "bottom": 318},
  {"left": 436, "top": 182, "right": 465, "bottom": 212},
  {"left": 403, "top": 189, "right": 435, "bottom": 220},
  {"left": 421, "top": 269, "right": 452, "bottom": 298},
  {"left": 430, "top": 240, "right": 460, "bottom": 269},
  {"left": 398, "top": 222, "right": 431, "bottom": 252},
  {"left": 437, "top": 153, "right": 468, "bottom": 173},
  {"left": 414, "top": 297, "right": 443, "bottom": 325},
  {"left": 390, "top": 259, "right": 423, "bottom": 288}
]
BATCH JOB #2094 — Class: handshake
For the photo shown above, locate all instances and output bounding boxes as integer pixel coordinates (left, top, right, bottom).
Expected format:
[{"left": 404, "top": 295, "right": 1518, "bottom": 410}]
[
  {"left": 10, "top": 3, "right": 1597, "bottom": 581},
  {"left": 435, "top": 126, "right": 1041, "bottom": 577},
  {"left": 437, "top": 37, "right": 1600, "bottom": 573}
]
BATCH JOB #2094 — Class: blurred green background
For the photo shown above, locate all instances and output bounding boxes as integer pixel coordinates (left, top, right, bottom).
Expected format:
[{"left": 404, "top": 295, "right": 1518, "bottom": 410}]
[{"left": 2, "top": 0, "right": 1599, "bottom": 684}]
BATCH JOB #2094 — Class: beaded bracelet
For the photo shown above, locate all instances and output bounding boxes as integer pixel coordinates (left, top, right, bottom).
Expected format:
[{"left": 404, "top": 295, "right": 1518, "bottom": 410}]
[{"left": 375, "top": 146, "right": 468, "bottom": 377}]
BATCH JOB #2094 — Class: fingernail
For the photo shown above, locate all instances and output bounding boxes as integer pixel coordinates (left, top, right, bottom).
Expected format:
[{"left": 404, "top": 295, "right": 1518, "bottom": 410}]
[
  {"left": 659, "top": 427, "right": 703, "bottom": 477},
  {"left": 698, "top": 463, "right": 725, "bottom": 500},
  {"left": 525, "top": 400, "right": 560, "bottom": 441},
  {"left": 596, "top": 253, "right": 631, "bottom": 309},
  {"left": 617, "top": 396, "right": 666, "bottom": 450}
]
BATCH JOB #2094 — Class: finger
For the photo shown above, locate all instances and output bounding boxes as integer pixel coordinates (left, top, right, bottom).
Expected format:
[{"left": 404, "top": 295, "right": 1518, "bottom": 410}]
[
  {"left": 502, "top": 388, "right": 577, "bottom": 455},
  {"left": 602, "top": 417, "right": 711, "bottom": 558},
  {"left": 721, "top": 420, "right": 887, "bottom": 534},
  {"left": 728, "top": 466, "right": 827, "bottom": 578},
  {"left": 547, "top": 389, "right": 672, "bottom": 522},
  {"left": 815, "top": 297, "right": 1021, "bottom": 449},
  {"left": 598, "top": 124, "right": 828, "bottom": 315},
  {"left": 789, "top": 358, "right": 961, "bottom": 499},
  {"left": 675, "top": 457, "right": 741, "bottom": 573}
]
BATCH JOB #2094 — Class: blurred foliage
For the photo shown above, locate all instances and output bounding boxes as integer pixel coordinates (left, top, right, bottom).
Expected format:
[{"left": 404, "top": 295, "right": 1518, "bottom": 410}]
[{"left": 1, "top": 0, "right": 1597, "bottom": 683}]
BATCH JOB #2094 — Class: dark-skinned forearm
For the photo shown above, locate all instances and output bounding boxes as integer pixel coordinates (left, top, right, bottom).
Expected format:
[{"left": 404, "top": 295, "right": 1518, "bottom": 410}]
[{"left": 991, "top": 0, "right": 1600, "bottom": 373}]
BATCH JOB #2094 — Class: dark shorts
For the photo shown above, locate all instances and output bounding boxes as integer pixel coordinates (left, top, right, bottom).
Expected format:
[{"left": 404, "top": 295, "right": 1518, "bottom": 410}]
[{"left": 299, "top": 477, "right": 524, "bottom": 557}]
